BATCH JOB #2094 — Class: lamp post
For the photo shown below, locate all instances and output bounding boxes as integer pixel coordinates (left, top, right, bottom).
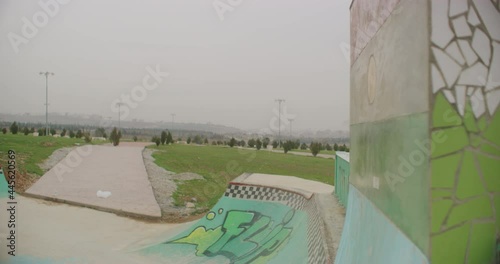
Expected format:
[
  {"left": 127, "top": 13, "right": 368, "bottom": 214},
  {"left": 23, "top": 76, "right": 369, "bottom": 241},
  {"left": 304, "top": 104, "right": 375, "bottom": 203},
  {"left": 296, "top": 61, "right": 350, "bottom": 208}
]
[
  {"left": 274, "top": 99, "right": 285, "bottom": 147},
  {"left": 117, "top": 102, "right": 124, "bottom": 131},
  {"left": 39, "top": 72, "right": 54, "bottom": 136}
]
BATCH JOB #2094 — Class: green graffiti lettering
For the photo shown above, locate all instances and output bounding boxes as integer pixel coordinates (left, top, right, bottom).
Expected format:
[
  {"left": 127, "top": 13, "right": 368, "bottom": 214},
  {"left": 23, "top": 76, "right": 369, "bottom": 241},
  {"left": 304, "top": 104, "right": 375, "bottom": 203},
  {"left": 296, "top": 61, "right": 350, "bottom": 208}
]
[{"left": 206, "top": 211, "right": 255, "bottom": 254}]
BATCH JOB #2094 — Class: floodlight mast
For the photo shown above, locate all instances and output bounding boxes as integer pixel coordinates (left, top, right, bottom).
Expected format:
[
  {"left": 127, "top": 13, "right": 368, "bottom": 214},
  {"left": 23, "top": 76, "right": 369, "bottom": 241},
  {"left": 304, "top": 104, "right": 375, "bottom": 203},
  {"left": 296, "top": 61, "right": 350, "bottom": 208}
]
[
  {"left": 274, "top": 99, "right": 285, "bottom": 147},
  {"left": 40, "top": 72, "right": 54, "bottom": 136}
]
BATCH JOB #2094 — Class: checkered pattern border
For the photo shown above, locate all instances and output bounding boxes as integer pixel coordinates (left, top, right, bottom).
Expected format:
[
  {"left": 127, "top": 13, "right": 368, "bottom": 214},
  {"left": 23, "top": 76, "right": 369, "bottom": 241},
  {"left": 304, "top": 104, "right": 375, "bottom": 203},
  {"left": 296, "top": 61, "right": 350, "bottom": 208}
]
[
  {"left": 224, "top": 183, "right": 330, "bottom": 263},
  {"left": 304, "top": 196, "right": 330, "bottom": 263},
  {"left": 224, "top": 184, "right": 305, "bottom": 210}
]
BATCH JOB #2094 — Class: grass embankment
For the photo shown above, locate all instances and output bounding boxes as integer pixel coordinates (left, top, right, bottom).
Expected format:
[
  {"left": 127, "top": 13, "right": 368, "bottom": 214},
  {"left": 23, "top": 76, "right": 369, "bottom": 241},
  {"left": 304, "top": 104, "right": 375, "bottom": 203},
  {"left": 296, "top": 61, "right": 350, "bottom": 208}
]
[
  {"left": 0, "top": 134, "right": 93, "bottom": 176},
  {"left": 149, "top": 144, "right": 335, "bottom": 209}
]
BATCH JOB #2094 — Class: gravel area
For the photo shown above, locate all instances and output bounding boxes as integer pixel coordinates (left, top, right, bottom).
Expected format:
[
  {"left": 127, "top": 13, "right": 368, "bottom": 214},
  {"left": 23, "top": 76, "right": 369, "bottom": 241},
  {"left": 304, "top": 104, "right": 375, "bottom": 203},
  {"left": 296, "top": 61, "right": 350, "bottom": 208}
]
[
  {"left": 38, "top": 147, "right": 75, "bottom": 172},
  {"left": 142, "top": 148, "right": 204, "bottom": 222},
  {"left": 317, "top": 193, "right": 346, "bottom": 261}
]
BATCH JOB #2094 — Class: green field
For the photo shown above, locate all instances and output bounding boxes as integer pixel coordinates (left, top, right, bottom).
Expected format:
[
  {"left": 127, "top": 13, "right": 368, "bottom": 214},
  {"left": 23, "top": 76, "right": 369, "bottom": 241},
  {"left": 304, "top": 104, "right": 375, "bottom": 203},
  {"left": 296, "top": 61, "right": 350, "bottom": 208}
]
[
  {"left": 149, "top": 144, "right": 335, "bottom": 209},
  {"left": 0, "top": 133, "right": 93, "bottom": 176},
  {"left": 288, "top": 148, "right": 336, "bottom": 155}
]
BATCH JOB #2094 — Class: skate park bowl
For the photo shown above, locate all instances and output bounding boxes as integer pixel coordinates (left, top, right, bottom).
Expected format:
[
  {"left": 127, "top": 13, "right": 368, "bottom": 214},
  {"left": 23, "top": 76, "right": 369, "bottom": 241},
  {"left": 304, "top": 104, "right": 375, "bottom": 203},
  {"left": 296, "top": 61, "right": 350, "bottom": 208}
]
[{"left": 137, "top": 174, "right": 331, "bottom": 263}]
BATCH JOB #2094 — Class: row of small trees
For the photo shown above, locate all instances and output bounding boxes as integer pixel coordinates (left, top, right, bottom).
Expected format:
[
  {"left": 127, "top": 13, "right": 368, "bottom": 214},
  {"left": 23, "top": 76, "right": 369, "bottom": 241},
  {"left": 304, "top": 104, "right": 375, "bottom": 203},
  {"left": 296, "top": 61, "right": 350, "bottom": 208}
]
[{"left": 152, "top": 130, "right": 173, "bottom": 146}]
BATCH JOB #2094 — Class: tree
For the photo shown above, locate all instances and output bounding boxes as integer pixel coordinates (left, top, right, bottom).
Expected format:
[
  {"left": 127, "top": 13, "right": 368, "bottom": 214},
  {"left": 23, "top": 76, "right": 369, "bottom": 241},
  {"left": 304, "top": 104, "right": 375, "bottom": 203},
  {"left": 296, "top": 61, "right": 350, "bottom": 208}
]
[
  {"left": 30, "top": 127, "right": 35, "bottom": 133},
  {"left": 248, "top": 139, "right": 256, "bottom": 148},
  {"left": 23, "top": 127, "right": 30, "bottom": 135},
  {"left": 10, "top": 122, "right": 19, "bottom": 134},
  {"left": 50, "top": 128, "right": 56, "bottom": 136},
  {"left": 283, "top": 140, "right": 294, "bottom": 154},
  {"left": 272, "top": 140, "right": 279, "bottom": 149},
  {"left": 83, "top": 133, "right": 92, "bottom": 143},
  {"left": 326, "top": 143, "right": 332, "bottom": 151},
  {"left": 69, "top": 130, "right": 75, "bottom": 138},
  {"left": 193, "top": 135, "right": 202, "bottom": 144},
  {"left": 95, "top": 127, "right": 106, "bottom": 138},
  {"left": 211, "top": 141, "right": 217, "bottom": 145},
  {"left": 187, "top": 137, "right": 191, "bottom": 144},
  {"left": 256, "top": 139, "right": 262, "bottom": 150},
  {"left": 339, "top": 144, "right": 346, "bottom": 151},
  {"left": 76, "top": 130, "right": 83, "bottom": 138},
  {"left": 109, "top": 127, "right": 122, "bottom": 146},
  {"left": 39, "top": 129, "right": 46, "bottom": 136},
  {"left": 239, "top": 140, "right": 246, "bottom": 147},
  {"left": 333, "top": 143, "right": 339, "bottom": 151},
  {"left": 1, "top": 128, "right": 7, "bottom": 134},
  {"left": 161, "top": 131, "right": 167, "bottom": 145},
  {"left": 61, "top": 128, "right": 67, "bottom": 137},
  {"left": 167, "top": 132, "right": 173, "bottom": 144},
  {"left": 262, "top": 138, "right": 270, "bottom": 149},
  {"left": 229, "top": 137, "right": 236, "bottom": 147},
  {"left": 204, "top": 138, "right": 209, "bottom": 144},
  {"left": 155, "top": 137, "right": 161, "bottom": 146},
  {"left": 310, "top": 142, "right": 321, "bottom": 157},
  {"left": 133, "top": 135, "right": 138, "bottom": 142},
  {"left": 300, "top": 143, "right": 307, "bottom": 150},
  {"left": 345, "top": 147, "right": 350, "bottom": 152},
  {"left": 294, "top": 139, "right": 301, "bottom": 149}
]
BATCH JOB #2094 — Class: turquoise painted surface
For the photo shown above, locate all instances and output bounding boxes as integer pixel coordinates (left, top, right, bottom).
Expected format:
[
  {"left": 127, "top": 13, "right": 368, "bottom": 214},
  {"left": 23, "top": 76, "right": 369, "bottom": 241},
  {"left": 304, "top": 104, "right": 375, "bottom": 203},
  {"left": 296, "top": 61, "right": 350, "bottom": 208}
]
[
  {"left": 140, "top": 196, "right": 309, "bottom": 264},
  {"left": 0, "top": 167, "right": 9, "bottom": 198},
  {"left": 334, "top": 153, "right": 350, "bottom": 207},
  {"left": 334, "top": 185, "right": 429, "bottom": 264},
  {"left": 350, "top": 113, "right": 429, "bottom": 254}
]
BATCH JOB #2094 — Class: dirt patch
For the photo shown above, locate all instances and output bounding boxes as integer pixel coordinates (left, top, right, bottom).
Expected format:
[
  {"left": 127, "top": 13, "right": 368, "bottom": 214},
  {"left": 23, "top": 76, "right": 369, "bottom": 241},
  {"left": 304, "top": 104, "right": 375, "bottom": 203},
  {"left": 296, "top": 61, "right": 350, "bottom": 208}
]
[{"left": 142, "top": 148, "right": 205, "bottom": 222}]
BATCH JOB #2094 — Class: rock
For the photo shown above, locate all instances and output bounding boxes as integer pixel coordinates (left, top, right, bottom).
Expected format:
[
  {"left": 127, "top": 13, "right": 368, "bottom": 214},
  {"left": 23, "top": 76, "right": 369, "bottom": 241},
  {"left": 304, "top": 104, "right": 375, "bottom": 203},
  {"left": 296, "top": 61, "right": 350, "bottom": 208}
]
[
  {"left": 186, "top": 202, "right": 195, "bottom": 208},
  {"left": 191, "top": 197, "right": 197, "bottom": 203}
]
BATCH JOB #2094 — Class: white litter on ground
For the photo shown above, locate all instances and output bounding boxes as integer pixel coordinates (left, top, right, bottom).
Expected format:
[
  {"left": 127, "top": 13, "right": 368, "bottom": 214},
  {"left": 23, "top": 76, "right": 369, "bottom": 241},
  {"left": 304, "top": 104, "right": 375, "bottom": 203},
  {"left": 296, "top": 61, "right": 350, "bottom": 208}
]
[{"left": 97, "top": 190, "right": 112, "bottom": 198}]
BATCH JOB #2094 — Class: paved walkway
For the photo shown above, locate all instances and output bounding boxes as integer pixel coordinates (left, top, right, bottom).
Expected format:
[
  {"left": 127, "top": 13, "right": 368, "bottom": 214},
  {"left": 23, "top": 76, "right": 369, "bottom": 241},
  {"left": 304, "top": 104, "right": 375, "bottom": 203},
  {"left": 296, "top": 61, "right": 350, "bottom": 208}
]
[{"left": 26, "top": 142, "right": 161, "bottom": 218}]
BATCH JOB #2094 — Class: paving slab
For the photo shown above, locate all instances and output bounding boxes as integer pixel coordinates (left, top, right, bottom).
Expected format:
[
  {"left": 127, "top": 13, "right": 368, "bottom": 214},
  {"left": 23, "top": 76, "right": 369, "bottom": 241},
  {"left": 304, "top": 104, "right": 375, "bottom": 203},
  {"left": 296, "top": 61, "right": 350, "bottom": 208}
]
[{"left": 26, "top": 142, "right": 161, "bottom": 218}]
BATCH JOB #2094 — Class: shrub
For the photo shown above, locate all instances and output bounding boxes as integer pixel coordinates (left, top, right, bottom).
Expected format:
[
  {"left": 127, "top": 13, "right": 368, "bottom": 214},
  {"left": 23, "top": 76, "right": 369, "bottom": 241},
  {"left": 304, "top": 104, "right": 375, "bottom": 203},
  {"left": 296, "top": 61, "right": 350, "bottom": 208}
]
[
  {"left": 256, "top": 139, "right": 262, "bottom": 150},
  {"left": 83, "top": 133, "right": 92, "bottom": 143},
  {"left": 10, "top": 122, "right": 18, "bottom": 134},
  {"left": 310, "top": 142, "right": 321, "bottom": 157},
  {"left": 228, "top": 138, "right": 236, "bottom": 147},
  {"left": 23, "top": 127, "right": 30, "bottom": 135},
  {"left": 110, "top": 127, "right": 122, "bottom": 146},
  {"left": 1, "top": 128, "right": 7, "bottom": 134},
  {"left": 133, "top": 136, "right": 138, "bottom": 142}
]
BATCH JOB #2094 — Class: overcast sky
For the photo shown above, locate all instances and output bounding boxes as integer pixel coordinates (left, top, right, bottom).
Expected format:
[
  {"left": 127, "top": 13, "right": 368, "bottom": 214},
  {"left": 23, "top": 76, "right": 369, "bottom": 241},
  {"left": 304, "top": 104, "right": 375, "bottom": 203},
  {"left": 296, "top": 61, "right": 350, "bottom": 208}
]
[{"left": 0, "top": 0, "right": 350, "bottom": 132}]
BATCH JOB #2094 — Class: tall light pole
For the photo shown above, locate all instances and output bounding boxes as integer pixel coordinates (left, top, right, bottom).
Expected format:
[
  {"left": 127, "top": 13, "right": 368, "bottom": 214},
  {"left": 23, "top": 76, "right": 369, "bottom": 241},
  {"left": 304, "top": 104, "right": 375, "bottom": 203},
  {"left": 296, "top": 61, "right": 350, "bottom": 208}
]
[
  {"left": 288, "top": 118, "right": 294, "bottom": 137},
  {"left": 171, "top": 113, "right": 176, "bottom": 131},
  {"left": 40, "top": 72, "right": 54, "bottom": 136},
  {"left": 117, "top": 102, "right": 124, "bottom": 131},
  {"left": 274, "top": 99, "right": 285, "bottom": 147}
]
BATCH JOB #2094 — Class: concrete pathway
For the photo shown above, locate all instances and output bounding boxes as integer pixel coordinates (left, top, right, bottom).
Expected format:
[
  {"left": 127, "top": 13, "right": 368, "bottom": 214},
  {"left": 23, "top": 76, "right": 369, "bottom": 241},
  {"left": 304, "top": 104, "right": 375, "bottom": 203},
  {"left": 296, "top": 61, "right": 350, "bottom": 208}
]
[{"left": 26, "top": 142, "right": 161, "bottom": 218}]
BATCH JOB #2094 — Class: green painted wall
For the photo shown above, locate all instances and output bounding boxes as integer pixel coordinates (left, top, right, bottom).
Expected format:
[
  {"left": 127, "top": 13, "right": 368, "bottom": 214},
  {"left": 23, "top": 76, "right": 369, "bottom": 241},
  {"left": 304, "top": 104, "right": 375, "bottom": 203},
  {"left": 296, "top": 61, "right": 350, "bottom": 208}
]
[
  {"left": 334, "top": 153, "right": 350, "bottom": 207},
  {"left": 350, "top": 114, "right": 430, "bottom": 254},
  {"left": 429, "top": 1, "right": 500, "bottom": 263}
]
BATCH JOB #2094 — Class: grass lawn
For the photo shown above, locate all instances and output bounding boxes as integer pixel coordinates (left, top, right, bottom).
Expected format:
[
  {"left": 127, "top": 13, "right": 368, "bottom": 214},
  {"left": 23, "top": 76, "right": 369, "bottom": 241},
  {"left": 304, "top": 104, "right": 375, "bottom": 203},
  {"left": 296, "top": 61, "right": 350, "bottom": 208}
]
[
  {"left": 149, "top": 144, "right": 335, "bottom": 209},
  {"left": 0, "top": 133, "right": 94, "bottom": 176},
  {"left": 285, "top": 148, "right": 336, "bottom": 155}
]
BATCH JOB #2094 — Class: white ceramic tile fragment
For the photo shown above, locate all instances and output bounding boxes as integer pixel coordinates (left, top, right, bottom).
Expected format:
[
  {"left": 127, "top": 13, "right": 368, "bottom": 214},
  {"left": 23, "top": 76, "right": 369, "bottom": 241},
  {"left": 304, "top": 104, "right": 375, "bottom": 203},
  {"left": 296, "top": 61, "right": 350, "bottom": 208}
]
[
  {"left": 433, "top": 47, "right": 462, "bottom": 87},
  {"left": 432, "top": 0, "right": 454, "bottom": 48},
  {"left": 450, "top": 0, "right": 469, "bottom": 16},
  {"left": 432, "top": 64, "right": 446, "bottom": 92},
  {"left": 486, "top": 42, "right": 500, "bottom": 91},
  {"left": 452, "top": 16, "right": 473, "bottom": 37},
  {"left": 473, "top": 0, "right": 500, "bottom": 41},
  {"left": 472, "top": 28, "right": 491, "bottom": 66},
  {"left": 471, "top": 88, "right": 486, "bottom": 118},
  {"left": 456, "top": 85, "right": 467, "bottom": 116},
  {"left": 458, "top": 62, "right": 488, "bottom": 86},
  {"left": 458, "top": 39, "right": 479, "bottom": 66},
  {"left": 467, "top": 87, "right": 475, "bottom": 96},
  {"left": 468, "top": 7, "right": 481, "bottom": 26},
  {"left": 443, "top": 89, "right": 456, "bottom": 103},
  {"left": 486, "top": 89, "right": 500, "bottom": 114},
  {"left": 445, "top": 41, "right": 466, "bottom": 65}
]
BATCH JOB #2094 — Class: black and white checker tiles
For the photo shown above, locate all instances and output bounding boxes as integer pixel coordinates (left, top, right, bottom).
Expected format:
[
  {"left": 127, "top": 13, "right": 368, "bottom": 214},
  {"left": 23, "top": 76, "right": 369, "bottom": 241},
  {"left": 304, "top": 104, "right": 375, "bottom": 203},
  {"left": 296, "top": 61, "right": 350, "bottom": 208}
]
[{"left": 224, "top": 183, "right": 330, "bottom": 263}]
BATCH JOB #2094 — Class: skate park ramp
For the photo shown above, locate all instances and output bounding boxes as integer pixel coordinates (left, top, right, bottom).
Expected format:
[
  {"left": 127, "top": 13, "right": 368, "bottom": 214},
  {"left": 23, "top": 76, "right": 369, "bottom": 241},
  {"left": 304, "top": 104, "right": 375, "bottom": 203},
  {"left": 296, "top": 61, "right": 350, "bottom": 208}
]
[{"left": 137, "top": 175, "right": 332, "bottom": 263}]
